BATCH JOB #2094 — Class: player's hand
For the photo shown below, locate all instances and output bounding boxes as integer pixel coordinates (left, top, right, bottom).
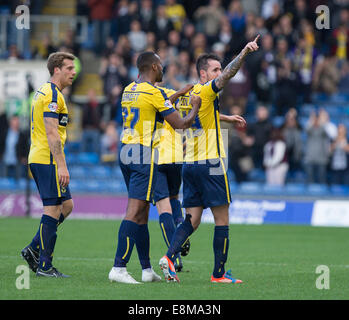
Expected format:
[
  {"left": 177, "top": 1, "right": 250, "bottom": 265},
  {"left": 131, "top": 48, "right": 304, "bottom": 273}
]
[
  {"left": 58, "top": 165, "right": 70, "bottom": 188},
  {"left": 228, "top": 115, "right": 247, "bottom": 128},
  {"left": 189, "top": 95, "right": 201, "bottom": 109},
  {"left": 245, "top": 35, "right": 260, "bottom": 53}
]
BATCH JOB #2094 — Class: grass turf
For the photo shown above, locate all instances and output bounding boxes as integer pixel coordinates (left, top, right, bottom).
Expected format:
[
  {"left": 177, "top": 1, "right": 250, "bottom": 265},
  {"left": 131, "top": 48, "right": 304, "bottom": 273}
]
[{"left": 0, "top": 217, "right": 348, "bottom": 300}]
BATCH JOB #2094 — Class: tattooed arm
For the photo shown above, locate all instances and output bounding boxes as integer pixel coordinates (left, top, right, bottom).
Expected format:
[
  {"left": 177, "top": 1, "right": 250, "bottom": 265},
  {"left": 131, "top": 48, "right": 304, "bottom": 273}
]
[
  {"left": 44, "top": 117, "right": 70, "bottom": 188},
  {"left": 215, "top": 35, "right": 260, "bottom": 90}
]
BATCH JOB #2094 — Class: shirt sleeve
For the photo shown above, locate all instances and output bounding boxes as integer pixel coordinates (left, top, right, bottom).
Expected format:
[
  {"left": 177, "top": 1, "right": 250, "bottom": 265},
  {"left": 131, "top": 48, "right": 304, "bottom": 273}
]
[
  {"left": 153, "top": 88, "right": 176, "bottom": 117},
  {"left": 43, "top": 86, "right": 62, "bottom": 119}
]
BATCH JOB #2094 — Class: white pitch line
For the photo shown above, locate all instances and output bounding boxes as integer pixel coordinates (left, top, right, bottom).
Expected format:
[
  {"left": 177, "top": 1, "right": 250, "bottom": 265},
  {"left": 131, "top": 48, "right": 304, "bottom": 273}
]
[{"left": 3, "top": 255, "right": 349, "bottom": 268}]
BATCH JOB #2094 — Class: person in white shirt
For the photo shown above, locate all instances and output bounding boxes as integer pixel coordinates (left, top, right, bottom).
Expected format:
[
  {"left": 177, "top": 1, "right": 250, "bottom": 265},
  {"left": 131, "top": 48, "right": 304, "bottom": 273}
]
[{"left": 263, "top": 127, "right": 289, "bottom": 185}]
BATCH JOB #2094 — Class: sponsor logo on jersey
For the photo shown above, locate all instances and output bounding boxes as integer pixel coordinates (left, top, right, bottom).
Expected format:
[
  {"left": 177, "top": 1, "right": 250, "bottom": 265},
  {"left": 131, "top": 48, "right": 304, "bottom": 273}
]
[
  {"left": 48, "top": 102, "right": 58, "bottom": 112},
  {"left": 164, "top": 100, "right": 172, "bottom": 108}
]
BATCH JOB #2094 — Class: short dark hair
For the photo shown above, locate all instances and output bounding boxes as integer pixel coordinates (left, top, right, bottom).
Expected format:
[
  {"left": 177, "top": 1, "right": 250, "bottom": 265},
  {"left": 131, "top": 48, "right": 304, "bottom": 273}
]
[
  {"left": 196, "top": 53, "right": 221, "bottom": 77},
  {"left": 136, "top": 51, "right": 159, "bottom": 73},
  {"left": 47, "top": 52, "right": 76, "bottom": 76}
]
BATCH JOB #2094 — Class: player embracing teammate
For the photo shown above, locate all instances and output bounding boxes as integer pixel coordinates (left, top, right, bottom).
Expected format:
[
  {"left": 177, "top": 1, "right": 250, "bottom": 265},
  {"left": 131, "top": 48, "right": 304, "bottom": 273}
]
[{"left": 159, "top": 35, "right": 260, "bottom": 283}]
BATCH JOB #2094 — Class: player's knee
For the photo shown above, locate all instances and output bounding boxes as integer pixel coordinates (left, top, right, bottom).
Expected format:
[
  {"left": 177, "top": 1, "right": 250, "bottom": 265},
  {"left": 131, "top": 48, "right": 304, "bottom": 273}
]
[{"left": 62, "top": 199, "right": 74, "bottom": 216}]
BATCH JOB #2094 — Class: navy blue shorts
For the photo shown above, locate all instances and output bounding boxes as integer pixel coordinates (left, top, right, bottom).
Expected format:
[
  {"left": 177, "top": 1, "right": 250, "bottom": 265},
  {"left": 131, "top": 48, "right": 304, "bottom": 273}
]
[
  {"left": 29, "top": 163, "right": 72, "bottom": 206},
  {"left": 153, "top": 163, "right": 182, "bottom": 202},
  {"left": 182, "top": 159, "right": 231, "bottom": 209},
  {"left": 119, "top": 144, "right": 158, "bottom": 202}
]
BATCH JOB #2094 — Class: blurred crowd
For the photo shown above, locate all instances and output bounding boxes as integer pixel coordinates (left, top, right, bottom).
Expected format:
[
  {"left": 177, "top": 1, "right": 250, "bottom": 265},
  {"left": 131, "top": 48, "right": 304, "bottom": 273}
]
[{"left": 1, "top": 0, "right": 349, "bottom": 186}]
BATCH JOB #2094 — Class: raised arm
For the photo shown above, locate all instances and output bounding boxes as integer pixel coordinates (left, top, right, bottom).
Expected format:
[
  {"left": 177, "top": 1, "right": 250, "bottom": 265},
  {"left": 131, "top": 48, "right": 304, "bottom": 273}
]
[
  {"left": 44, "top": 117, "right": 69, "bottom": 188},
  {"left": 164, "top": 95, "right": 201, "bottom": 130},
  {"left": 215, "top": 35, "right": 260, "bottom": 90}
]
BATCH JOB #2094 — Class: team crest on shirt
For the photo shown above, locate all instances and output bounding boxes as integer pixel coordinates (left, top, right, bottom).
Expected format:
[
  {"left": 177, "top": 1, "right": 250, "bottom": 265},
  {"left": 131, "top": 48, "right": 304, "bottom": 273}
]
[
  {"left": 131, "top": 84, "right": 137, "bottom": 91},
  {"left": 48, "top": 102, "right": 58, "bottom": 112},
  {"left": 164, "top": 100, "right": 172, "bottom": 108}
]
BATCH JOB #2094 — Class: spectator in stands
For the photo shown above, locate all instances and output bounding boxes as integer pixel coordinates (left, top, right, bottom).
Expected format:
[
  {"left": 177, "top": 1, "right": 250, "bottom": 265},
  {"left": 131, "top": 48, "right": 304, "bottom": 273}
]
[
  {"left": 338, "top": 60, "right": 349, "bottom": 94},
  {"left": 318, "top": 108, "right": 338, "bottom": 141},
  {"left": 128, "top": 20, "right": 147, "bottom": 52},
  {"left": 264, "top": 1, "right": 281, "bottom": 32},
  {"left": 102, "top": 37, "right": 116, "bottom": 58},
  {"left": 292, "top": 36, "right": 316, "bottom": 104},
  {"left": 177, "top": 50, "right": 191, "bottom": 81},
  {"left": 218, "top": 17, "right": 233, "bottom": 46},
  {"left": 100, "top": 53, "right": 128, "bottom": 106},
  {"left": 226, "top": 105, "right": 254, "bottom": 183},
  {"left": 179, "top": 22, "right": 195, "bottom": 51},
  {"left": 263, "top": 127, "right": 288, "bottom": 186},
  {"left": 191, "top": 33, "right": 208, "bottom": 60},
  {"left": 194, "top": 0, "right": 225, "bottom": 43},
  {"left": 290, "top": 0, "right": 314, "bottom": 29},
  {"left": 60, "top": 29, "right": 80, "bottom": 57},
  {"left": 101, "top": 121, "right": 119, "bottom": 166},
  {"left": 247, "top": 105, "right": 273, "bottom": 169},
  {"left": 81, "top": 88, "right": 101, "bottom": 154},
  {"left": 221, "top": 53, "right": 251, "bottom": 113},
  {"left": 281, "top": 108, "right": 303, "bottom": 172},
  {"left": 150, "top": 4, "right": 174, "bottom": 42},
  {"left": 112, "top": 0, "right": 134, "bottom": 37},
  {"left": 164, "top": 0, "right": 187, "bottom": 32},
  {"left": 253, "top": 33, "right": 275, "bottom": 103},
  {"left": 331, "top": 22, "right": 349, "bottom": 63},
  {"left": 128, "top": 52, "right": 140, "bottom": 81},
  {"left": 312, "top": 53, "right": 340, "bottom": 95},
  {"left": 88, "top": 0, "right": 114, "bottom": 54},
  {"left": 304, "top": 111, "right": 331, "bottom": 184},
  {"left": 146, "top": 32, "right": 157, "bottom": 51},
  {"left": 32, "top": 33, "right": 57, "bottom": 59},
  {"left": 330, "top": 124, "right": 349, "bottom": 185},
  {"left": 114, "top": 35, "right": 132, "bottom": 67},
  {"left": 227, "top": 0, "right": 246, "bottom": 34},
  {"left": 160, "top": 62, "right": 183, "bottom": 90},
  {"left": 1, "top": 44, "right": 23, "bottom": 61},
  {"left": 139, "top": 0, "right": 155, "bottom": 33},
  {"left": 0, "top": 115, "right": 29, "bottom": 179},
  {"left": 274, "top": 58, "right": 299, "bottom": 115},
  {"left": 167, "top": 30, "right": 181, "bottom": 58}
]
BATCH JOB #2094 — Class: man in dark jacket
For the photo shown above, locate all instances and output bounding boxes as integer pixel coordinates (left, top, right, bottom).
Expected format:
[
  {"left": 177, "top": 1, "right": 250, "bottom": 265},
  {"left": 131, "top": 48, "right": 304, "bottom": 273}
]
[{"left": 0, "top": 115, "right": 29, "bottom": 179}]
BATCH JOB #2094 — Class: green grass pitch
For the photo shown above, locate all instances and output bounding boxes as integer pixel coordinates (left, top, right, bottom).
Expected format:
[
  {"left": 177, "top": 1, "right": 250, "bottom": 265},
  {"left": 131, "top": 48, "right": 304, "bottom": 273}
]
[{"left": 1, "top": 217, "right": 348, "bottom": 300}]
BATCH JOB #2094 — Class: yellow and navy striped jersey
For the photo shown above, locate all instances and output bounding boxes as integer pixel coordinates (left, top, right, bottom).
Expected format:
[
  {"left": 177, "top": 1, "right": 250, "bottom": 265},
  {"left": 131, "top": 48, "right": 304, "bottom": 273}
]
[
  {"left": 28, "top": 82, "right": 68, "bottom": 165},
  {"left": 157, "top": 87, "right": 184, "bottom": 165},
  {"left": 178, "top": 80, "right": 226, "bottom": 162},
  {"left": 121, "top": 81, "right": 176, "bottom": 148}
]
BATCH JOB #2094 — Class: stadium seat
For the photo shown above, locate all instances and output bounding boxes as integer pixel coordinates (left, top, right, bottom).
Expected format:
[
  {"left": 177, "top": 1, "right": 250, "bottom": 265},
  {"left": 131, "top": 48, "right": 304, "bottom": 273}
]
[
  {"left": 285, "top": 183, "right": 306, "bottom": 195},
  {"left": 238, "top": 182, "right": 262, "bottom": 195},
  {"left": 229, "top": 182, "right": 238, "bottom": 193},
  {"left": 0, "top": 178, "right": 17, "bottom": 191},
  {"left": 90, "top": 165, "right": 112, "bottom": 179},
  {"left": 272, "top": 116, "right": 284, "bottom": 127},
  {"left": 248, "top": 169, "right": 265, "bottom": 182},
  {"left": 330, "top": 93, "right": 349, "bottom": 104},
  {"left": 65, "top": 153, "right": 79, "bottom": 165},
  {"left": 111, "top": 166, "right": 123, "bottom": 179},
  {"left": 262, "top": 184, "right": 284, "bottom": 195},
  {"left": 306, "top": 184, "right": 329, "bottom": 196},
  {"left": 70, "top": 166, "right": 89, "bottom": 179},
  {"left": 330, "top": 184, "right": 349, "bottom": 196},
  {"left": 78, "top": 152, "right": 99, "bottom": 165}
]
